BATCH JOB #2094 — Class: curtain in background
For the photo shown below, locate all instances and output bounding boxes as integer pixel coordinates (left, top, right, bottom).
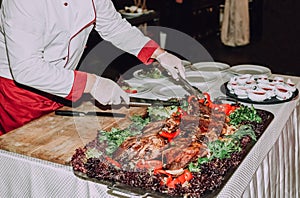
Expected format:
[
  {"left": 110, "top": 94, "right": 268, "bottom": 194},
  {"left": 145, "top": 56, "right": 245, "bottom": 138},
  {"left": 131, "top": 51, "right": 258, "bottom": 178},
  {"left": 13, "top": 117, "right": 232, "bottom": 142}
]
[{"left": 221, "top": 0, "right": 250, "bottom": 46}]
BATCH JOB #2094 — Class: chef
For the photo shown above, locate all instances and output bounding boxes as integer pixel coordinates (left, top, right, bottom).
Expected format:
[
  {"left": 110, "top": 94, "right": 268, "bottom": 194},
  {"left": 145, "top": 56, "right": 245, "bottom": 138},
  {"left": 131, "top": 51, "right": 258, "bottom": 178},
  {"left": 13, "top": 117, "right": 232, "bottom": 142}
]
[{"left": 0, "top": 0, "right": 186, "bottom": 135}]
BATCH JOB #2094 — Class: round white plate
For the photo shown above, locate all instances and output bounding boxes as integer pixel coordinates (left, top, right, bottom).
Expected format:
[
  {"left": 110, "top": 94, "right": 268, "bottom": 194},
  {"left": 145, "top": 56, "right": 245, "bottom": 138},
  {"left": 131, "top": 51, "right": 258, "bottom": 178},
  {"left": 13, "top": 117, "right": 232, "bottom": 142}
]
[
  {"left": 229, "top": 64, "right": 272, "bottom": 77},
  {"left": 123, "top": 82, "right": 152, "bottom": 95},
  {"left": 119, "top": 9, "right": 144, "bottom": 17},
  {"left": 191, "top": 62, "right": 230, "bottom": 72},
  {"left": 152, "top": 85, "right": 190, "bottom": 99},
  {"left": 182, "top": 60, "right": 192, "bottom": 66},
  {"left": 133, "top": 69, "right": 167, "bottom": 82},
  {"left": 185, "top": 71, "right": 217, "bottom": 84}
]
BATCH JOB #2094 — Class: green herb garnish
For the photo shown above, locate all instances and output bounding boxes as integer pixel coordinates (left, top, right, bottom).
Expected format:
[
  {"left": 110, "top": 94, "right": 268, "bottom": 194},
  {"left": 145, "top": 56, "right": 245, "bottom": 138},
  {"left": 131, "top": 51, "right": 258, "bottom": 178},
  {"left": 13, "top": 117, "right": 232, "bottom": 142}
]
[
  {"left": 229, "top": 105, "right": 262, "bottom": 126},
  {"left": 227, "top": 125, "right": 257, "bottom": 141},
  {"left": 97, "top": 115, "right": 150, "bottom": 156},
  {"left": 86, "top": 148, "right": 103, "bottom": 159},
  {"left": 147, "top": 106, "right": 178, "bottom": 121},
  {"left": 188, "top": 124, "right": 257, "bottom": 172}
]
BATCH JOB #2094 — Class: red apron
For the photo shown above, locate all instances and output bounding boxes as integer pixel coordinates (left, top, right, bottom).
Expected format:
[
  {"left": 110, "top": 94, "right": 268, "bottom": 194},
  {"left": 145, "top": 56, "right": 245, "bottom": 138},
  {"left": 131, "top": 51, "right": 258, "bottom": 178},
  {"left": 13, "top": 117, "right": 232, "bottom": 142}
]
[{"left": 0, "top": 77, "right": 63, "bottom": 135}]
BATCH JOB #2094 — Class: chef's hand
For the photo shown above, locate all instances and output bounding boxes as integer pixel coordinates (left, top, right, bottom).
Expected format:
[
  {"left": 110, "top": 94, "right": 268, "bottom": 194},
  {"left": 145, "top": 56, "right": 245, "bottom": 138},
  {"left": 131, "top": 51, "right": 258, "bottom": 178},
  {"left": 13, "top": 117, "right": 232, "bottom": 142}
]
[
  {"left": 85, "top": 74, "right": 129, "bottom": 105},
  {"left": 154, "top": 49, "right": 186, "bottom": 80}
]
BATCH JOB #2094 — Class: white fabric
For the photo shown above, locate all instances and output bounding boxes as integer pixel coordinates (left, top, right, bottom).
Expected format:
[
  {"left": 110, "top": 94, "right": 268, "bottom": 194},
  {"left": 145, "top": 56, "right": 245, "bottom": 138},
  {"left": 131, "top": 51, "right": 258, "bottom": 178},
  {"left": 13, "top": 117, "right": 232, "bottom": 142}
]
[
  {"left": 241, "top": 104, "right": 300, "bottom": 198},
  {"left": 91, "top": 76, "right": 129, "bottom": 105},
  {"left": 0, "top": 150, "right": 115, "bottom": 198},
  {"left": 0, "top": 73, "right": 300, "bottom": 197},
  {"left": 0, "top": 0, "right": 150, "bottom": 97},
  {"left": 221, "top": 0, "right": 250, "bottom": 46},
  {"left": 217, "top": 74, "right": 300, "bottom": 198}
]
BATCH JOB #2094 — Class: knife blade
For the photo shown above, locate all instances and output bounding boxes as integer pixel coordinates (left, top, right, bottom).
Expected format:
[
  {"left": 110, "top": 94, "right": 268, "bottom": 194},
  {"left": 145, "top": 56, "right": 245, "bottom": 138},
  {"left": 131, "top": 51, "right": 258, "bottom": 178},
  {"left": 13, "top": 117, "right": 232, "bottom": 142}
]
[
  {"left": 129, "top": 96, "right": 181, "bottom": 107},
  {"left": 55, "top": 110, "right": 126, "bottom": 118}
]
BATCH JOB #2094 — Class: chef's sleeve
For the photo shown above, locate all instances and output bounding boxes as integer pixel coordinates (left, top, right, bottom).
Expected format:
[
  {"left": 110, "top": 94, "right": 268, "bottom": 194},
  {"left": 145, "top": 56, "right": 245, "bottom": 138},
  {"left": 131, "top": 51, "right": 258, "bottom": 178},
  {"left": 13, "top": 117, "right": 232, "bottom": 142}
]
[{"left": 2, "top": 0, "right": 86, "bottom": 101}]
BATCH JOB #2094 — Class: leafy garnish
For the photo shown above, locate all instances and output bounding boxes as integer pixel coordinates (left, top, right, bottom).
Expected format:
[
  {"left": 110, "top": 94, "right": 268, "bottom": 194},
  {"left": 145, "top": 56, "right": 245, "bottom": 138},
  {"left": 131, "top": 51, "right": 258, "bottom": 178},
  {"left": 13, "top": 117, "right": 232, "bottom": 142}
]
[
  {"left": 140, "top": 67, "right": 164, "bottom": 79},
  {"left": 208, "top": 139, "right": 242, "bottom": 160},
  {"left": 227, "top": 125, "right": 257, "bottom": 141},
  {"left": 229, "top": 105, "right": 262, "bottom": 126},
  {"left": 97, "top": 115, "right": 149, "bottom": 156},
  {"left": 147, "top": 106, "right": 178, "bottom": 121},
  {"left": 188, "top": 124, "right": 256, "bottom": 172},
  {"left": 86, "top": 148, "right": 103, "bottom": 159},
  {"left": 188, "top": 157, "right": 209, "bottom": 172}
]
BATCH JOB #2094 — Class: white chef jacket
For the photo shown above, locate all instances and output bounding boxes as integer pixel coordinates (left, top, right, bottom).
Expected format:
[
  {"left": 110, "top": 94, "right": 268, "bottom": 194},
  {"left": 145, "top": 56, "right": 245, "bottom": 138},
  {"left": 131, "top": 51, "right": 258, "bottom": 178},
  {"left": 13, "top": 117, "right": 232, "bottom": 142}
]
[{"left": 0, "top": 0, "right": 158, "bottom": 101}]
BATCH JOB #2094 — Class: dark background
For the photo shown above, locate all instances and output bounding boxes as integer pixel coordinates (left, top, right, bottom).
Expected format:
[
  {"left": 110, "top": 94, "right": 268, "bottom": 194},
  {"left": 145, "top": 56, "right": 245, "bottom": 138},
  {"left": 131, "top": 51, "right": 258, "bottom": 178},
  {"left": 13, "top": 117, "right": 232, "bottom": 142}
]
[{"left": 79, "top": 0, "right": 300, "bottom": 79}]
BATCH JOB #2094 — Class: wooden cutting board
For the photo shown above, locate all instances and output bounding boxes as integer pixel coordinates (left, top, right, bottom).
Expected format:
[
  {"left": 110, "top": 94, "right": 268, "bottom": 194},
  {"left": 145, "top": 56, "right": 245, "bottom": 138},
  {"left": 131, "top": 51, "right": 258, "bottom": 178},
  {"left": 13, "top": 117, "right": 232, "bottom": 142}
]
[{"left": 0, "top": 99, "right": 147, "bottom": 165}]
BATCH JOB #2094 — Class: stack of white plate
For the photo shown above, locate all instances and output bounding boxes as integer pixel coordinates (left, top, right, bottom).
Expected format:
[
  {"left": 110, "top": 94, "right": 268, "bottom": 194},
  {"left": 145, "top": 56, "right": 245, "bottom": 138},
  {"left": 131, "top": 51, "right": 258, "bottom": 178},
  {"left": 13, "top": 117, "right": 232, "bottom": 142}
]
[
  {"left": 186, "top": 61, "right": 230, "bottom": 88},
  {"left": 228, "top": 64, "right": 272, "bottom": 77}
]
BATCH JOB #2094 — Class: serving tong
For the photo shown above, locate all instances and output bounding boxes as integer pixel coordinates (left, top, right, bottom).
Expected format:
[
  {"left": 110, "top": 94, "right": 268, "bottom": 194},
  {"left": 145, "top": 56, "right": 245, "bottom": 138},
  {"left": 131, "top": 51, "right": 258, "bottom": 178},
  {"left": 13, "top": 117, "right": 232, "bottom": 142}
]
[{"left": 175, "top": 74, "right": 205, "bottom": 100}]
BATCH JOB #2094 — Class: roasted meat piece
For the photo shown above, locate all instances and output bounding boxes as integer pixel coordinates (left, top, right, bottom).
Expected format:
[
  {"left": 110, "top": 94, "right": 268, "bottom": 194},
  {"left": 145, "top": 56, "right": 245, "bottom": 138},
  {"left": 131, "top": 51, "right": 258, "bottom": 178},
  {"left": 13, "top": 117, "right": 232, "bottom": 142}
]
[
  {"left": 163, "top": 140, "right": 208, "bottom": 170},
  {"left": 112, "top": 121, "right": 168, "bottom": 167},
  {"left": 112, "top": 96, "right": 229, "bottom": 170}
]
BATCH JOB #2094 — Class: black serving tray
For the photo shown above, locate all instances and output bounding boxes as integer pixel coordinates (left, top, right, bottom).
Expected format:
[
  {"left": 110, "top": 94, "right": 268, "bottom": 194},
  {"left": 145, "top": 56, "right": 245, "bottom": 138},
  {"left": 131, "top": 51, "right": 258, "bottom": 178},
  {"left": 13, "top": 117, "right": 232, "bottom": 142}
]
[
  {"left": 73, "top": 109, "right": 274, "bottom": 198},
  {"left": 221, "top": 82, "right": 299, "bottom": 105}
]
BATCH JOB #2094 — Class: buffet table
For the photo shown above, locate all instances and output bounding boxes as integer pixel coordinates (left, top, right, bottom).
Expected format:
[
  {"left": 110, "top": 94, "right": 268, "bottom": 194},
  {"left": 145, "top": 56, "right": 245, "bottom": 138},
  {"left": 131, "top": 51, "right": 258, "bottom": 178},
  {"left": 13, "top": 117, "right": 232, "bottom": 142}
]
[{"left": 0, "top": 72, "right": 299, "bottom": 198}]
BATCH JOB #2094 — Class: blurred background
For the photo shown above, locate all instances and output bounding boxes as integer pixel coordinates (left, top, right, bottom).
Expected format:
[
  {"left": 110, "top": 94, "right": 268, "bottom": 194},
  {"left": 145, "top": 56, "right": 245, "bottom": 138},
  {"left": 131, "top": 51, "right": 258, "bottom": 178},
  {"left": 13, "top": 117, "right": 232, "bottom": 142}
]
[{"left": 79, "top": 0, "right": 300, "bottom": 79}]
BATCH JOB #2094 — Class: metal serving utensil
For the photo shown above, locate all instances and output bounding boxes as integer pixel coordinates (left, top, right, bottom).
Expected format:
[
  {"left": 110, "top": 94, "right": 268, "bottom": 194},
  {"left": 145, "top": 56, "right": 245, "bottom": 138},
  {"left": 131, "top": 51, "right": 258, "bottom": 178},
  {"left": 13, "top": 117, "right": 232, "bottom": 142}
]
[
  {"left": 175, "top": 74, "right": 204, "bottom": 99},
  {"left": 158, "top": 64, "right": 205, "bottom": 100}
]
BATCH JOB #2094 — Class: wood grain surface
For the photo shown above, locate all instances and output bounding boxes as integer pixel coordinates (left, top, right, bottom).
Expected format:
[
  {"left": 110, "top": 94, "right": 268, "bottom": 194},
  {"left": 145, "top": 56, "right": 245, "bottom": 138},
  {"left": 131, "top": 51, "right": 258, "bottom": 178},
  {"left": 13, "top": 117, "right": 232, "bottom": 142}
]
[{"left": 0, "top": 98, "right": 147, "bottom": 165}]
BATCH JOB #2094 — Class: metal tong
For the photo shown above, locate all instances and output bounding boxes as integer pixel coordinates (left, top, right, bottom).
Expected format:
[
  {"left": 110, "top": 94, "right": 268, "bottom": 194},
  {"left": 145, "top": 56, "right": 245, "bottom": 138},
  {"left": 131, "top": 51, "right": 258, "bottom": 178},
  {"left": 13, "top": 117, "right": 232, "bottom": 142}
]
[
  {"left": 176, "top": 74, "right": 204, "bottom": 99},
  {"left": 158, "top": 64, "right": 204, "bottom": 99}
]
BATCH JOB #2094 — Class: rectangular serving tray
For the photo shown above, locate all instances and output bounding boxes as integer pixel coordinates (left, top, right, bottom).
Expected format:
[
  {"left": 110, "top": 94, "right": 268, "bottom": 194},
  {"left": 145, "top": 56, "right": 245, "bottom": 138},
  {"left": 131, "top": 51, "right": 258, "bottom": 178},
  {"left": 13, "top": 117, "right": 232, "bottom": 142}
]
[{"left": 73, "top": 109, "right": 274, "bottom": 198}]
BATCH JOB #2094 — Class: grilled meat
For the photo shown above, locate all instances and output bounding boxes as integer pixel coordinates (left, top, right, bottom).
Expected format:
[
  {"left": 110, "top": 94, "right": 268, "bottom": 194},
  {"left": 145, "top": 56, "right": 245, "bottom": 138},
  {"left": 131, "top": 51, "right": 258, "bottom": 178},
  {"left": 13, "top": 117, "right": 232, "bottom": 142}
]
[
  {"left": 163, "top": 139, "right": 208, "bottom": 170},
  {"left": 112, "top": 96, "right": 229, "bottom": 170},
  {"left": 112, "top": 121, "right": 168, "bottom": 167}
]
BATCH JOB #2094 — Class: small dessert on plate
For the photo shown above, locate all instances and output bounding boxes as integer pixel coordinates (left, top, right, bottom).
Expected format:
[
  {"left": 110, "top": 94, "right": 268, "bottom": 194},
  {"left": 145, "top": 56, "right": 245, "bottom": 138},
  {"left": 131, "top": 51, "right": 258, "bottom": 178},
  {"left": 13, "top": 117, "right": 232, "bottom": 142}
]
[
  {"left": 286, "top": 79, "right": 296, "bottom": 92},
  {"left": 275, "top": 84, "right": 292, "bottom": 100},
  {"left": 233, "top": 86, "right": 249, "bottom": 98},
  {"left": 256, "top": 74, "right": 269, "bottom": 83},
  {"left": 257, "top": 83, "right": 275, "bottom": 97},
  {"left": 273, "top": 76, "right": 284, "bottom": 84},
  {"left": 236, "top": 74, "right": 251, "bottom": 84},
  {"left": 226, "top": 74, "right": 297, "bottom": 103},
  {"left": 247, "top": 89, "right": 268, "bottom": 102}
]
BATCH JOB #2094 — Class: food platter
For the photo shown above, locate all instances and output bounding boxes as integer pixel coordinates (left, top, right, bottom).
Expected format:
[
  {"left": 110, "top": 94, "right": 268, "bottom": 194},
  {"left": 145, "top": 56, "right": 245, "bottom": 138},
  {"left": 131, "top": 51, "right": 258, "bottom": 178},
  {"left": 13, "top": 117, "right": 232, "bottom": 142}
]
[
  {"left": 191, "top": 62, "right": 230, "bottom": 73},
  {"left": 221, "top": 83, "right": 298, "bottom": 104},
  {"left": 221, "top": 75, "right": 299, "bottom": 104},
  {"left": 228, "top": 64, "right": 272, "bottom": 77},
  {"left": 133, "top": 69, "right": 168, "bottom": 82},
  {"left": 71, "top": 98, "right": 274, "bottom": 197}
]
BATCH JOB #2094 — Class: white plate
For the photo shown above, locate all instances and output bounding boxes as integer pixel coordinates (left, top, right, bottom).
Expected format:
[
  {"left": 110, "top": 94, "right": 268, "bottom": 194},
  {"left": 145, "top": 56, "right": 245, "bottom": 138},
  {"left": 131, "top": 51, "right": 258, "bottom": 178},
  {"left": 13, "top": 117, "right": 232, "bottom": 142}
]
[
  {"left": 133, "top": 69, "right": 167, "bottom": 82},
  {"left": 191, "top": 62, "right": 230, "bottom": 72},
  {"left": 119, "top": 9, "right": 145, "bottom": 17},
  {"left": 123, "top": 82, "right": 152, "bottom": 95},
  {"left": 182, "top": 60, "right": 192, "bottom": 66},
  {"left": 185, "top": 71, "right": 217, "bottom": 84},
  {"left": 152, "top": 85, "right": 190, "bottom": 99},
  {"left": 229, "top": 64, "right": 272, "bottom": 77}
]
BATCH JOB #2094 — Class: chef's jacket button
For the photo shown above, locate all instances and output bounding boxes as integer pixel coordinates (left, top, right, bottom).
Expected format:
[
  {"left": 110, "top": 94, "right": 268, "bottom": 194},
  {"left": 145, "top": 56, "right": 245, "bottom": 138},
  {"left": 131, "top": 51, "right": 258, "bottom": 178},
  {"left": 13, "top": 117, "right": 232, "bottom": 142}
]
[
  {"left": 63, "top": 57, "right": 67, "bottom": 60},
  {"left": 64, "top": 2, "right": 68, "bottom": 6}
]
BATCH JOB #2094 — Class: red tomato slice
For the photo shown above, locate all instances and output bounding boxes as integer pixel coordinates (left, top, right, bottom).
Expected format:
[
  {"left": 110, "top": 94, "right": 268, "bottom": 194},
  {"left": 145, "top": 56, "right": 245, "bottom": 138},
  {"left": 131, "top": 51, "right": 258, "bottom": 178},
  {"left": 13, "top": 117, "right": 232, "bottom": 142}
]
[{"left": 124, "top": 89, "right": 138, "bottom": 94}]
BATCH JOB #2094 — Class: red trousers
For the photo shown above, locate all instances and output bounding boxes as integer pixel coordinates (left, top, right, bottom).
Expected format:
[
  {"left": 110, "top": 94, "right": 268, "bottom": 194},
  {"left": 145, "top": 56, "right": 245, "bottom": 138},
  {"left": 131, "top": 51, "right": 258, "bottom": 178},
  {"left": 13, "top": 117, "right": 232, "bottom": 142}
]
[{"left": 0, "top": 77, "right": 63, "bottom": 135}]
